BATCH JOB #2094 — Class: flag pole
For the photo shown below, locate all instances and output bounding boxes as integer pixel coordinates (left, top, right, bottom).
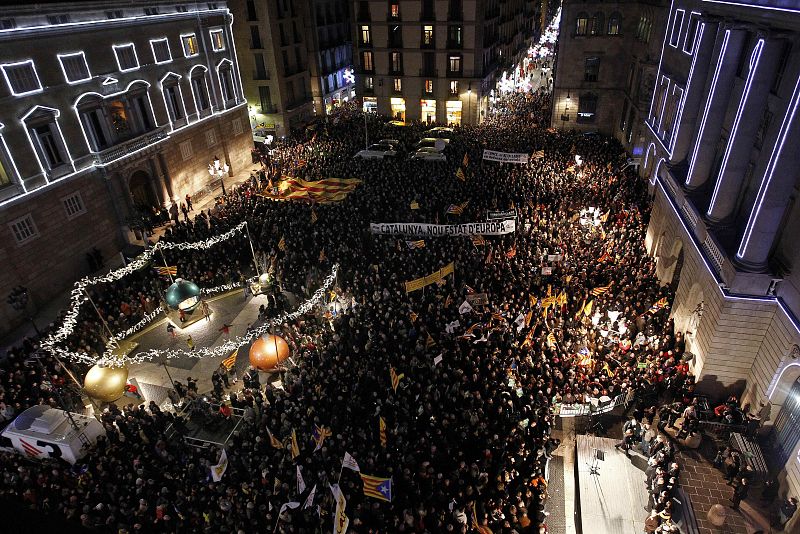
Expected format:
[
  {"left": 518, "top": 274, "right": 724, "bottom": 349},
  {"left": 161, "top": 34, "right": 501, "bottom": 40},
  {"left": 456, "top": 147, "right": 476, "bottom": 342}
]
[
  {"left": 157, "top": 244, "right": 175, "bottom": 284},
  {"left": 336, "top": 461, "right": 344, "bottom": 485}
]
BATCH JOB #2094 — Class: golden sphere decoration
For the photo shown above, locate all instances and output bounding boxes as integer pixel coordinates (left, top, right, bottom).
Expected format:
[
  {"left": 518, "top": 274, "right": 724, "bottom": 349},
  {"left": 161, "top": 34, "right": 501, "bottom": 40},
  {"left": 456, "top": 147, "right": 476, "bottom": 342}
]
[
  {"left": 84, "top": 364, "right": 129, "bottom": 402},
  {"left": 249, "top": 334, "right": 290, "bottom": 370}
]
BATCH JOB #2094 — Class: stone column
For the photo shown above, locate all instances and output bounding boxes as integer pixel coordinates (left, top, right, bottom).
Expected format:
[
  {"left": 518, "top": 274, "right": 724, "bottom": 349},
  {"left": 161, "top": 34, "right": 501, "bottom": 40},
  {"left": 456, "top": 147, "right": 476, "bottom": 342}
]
[
  {"left": 147, "top": 156, "right": 166, "bottom": 207},
  {"left": 685, "top": 28, "right": 746, "bottom": 189},
  {"left": 735, "top": 73, "right": 800, "bottom": 271},
  {"left": 670, "top": 19, "right": 719, "bottom": 163},
  {"left": 157, "top": 152, "right": 175, "bottom": 206},
  {"left": 706, "top": 37, "right": 783, "bottom": 223}
]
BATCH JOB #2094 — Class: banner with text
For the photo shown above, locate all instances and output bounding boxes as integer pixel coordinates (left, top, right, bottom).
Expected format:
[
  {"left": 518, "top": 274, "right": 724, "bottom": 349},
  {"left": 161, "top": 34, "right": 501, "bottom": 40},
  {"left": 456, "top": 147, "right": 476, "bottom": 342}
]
[
  {"left": 482, "top": 150, "right": 529, "bottom": 164},
  {"left": 487, "top": 210, "right": 516, "bottom": 220},
  {"left": 371, "top": 219, "right": 516, "bottom": 237}
]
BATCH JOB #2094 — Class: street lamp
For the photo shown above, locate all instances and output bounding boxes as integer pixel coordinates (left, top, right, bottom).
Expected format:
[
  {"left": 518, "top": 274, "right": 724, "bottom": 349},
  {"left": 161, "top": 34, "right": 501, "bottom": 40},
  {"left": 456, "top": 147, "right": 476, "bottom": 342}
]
[
  {"left": 467, "top": 84, "right": 472, "bottom": 125},
  {"left": 7, "top": 285, "right": 40, "bottom": 337},
  {"left": 208, "top": 156, "right": 230, "bottom": 196}
]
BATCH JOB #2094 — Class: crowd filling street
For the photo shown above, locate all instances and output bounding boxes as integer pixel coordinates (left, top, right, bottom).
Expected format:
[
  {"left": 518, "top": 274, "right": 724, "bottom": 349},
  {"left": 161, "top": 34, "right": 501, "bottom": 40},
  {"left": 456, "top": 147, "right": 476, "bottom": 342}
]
[{"left": 0, "top": 90, "right": 796, "bottom": 534}]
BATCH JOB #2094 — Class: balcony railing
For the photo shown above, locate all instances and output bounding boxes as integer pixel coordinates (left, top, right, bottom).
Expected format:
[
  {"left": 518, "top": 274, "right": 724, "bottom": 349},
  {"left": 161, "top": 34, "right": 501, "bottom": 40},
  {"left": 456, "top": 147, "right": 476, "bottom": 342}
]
[{"left": 94, "top": 126, "right": 169, "bottom": 166}]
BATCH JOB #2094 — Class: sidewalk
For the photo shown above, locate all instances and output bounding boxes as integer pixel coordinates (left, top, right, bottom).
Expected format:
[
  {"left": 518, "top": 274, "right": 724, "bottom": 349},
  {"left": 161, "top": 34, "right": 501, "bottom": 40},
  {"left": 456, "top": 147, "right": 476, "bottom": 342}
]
[{"left": 0, "top": 164, "right": 262, "bottom": 356}]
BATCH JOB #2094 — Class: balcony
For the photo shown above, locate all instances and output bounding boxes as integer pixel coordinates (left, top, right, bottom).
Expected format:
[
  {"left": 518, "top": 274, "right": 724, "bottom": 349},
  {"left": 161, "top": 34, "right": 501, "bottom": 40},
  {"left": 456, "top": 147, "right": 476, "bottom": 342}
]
[{"left": 93, "top": 126, "right": 169, "bottom": 166}]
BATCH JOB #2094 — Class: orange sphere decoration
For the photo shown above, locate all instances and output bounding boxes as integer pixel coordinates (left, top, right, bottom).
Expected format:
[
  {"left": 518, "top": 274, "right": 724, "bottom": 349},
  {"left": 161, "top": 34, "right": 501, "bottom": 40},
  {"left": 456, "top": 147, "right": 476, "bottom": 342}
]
[{"left": 249, "top": 335, "right": 290, "bottom": 370}]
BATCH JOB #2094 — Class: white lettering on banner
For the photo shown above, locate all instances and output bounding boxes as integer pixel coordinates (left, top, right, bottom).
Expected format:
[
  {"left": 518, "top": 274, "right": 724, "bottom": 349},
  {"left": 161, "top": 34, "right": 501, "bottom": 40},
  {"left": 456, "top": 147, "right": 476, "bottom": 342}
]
[
  {"left": 482, "top": 149, "right": 529, "bottom": 164},
  {"left": 370, "top": 219, "right": 516, "bottom": 237},
  {"left": 487, "top": 210, "right": 516, "bottom": 220}
]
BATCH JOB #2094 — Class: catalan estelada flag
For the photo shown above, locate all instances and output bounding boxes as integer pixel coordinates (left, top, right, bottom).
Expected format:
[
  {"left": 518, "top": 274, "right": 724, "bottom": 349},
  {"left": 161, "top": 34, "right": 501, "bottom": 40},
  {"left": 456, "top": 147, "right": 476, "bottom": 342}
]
[
  {"left": 311, "top": 424, "right": 331, "bottom": 451},
  {"left": 591, "top": 284, "right": 611, "bottom": 296},
  {"left": 447, "top": 200, "right": 469, "bottom": 215},
  {"left": 155, "top": 265, "right": 177, "bottom": 276},
  {"left": 360, "top": 474, "right": 392, "bottom": 502},
  {"left": 389, "top": 367, "right": 404, "bottom": 392},
  {"left": 221, "top": 349, "right": 238, "bottom": 370},
  {"left": 379, "top": 416, "right": 387, "bottom": 447},
  {"left": 407, "top": 240, "right": 426, "bottom": 249},
  {"left": 649, "top": 297, "right": 668, "bottom": 314}
]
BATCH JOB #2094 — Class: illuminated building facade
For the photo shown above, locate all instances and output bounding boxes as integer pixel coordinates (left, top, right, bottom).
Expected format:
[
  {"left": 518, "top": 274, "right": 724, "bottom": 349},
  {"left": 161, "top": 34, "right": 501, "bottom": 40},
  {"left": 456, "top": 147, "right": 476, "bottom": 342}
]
[
  {"left": 230, "top": 0, "right": 354, "bottom": 139},
  {"left": 551, "top": 0, "right": 669, "bottom": 157},
  {"left": 0, "top": 0, "right": 252, "bottom": 336},
  {"left": 352, "top": 0, "right": 540, "bottom": 125},
  {"left": 642, "top": 0, "right": 800, "bottom": 506}
]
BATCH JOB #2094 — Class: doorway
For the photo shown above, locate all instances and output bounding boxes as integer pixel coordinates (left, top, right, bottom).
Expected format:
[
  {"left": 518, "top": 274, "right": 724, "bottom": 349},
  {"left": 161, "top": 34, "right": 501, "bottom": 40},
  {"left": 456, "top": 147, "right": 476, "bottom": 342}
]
[
  {"left": 774, "top": 377, "right": 800, "bottom": 466},
  {"left": 129, "top": 170, "right": 157, "bottom": 211}
]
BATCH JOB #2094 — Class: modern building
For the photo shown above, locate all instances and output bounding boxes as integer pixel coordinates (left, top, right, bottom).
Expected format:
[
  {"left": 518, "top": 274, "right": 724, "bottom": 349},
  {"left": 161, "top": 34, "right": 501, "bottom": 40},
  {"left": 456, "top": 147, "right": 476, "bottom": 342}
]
[
  {"left": 230, "top": 0, "right": 354, "bottom": 140},
  {"left": 551, "top": 0, "right": 669, "bottom": 158},
  {"left": 0, "top": 0, "right": 252, "bottom": 336},
  {"left": 353, "top": 0, "right": 540, "bottom": 125},
  {"left": 641, "top": 0, "right": 800, "bottom": 509}
]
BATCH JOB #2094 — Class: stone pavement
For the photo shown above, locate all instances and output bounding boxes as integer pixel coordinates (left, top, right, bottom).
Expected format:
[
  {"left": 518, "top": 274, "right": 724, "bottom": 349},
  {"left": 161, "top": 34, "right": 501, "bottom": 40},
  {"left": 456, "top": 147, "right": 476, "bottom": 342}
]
[{"left": 677, "top": 449, "right": 773, "bottom": 534}]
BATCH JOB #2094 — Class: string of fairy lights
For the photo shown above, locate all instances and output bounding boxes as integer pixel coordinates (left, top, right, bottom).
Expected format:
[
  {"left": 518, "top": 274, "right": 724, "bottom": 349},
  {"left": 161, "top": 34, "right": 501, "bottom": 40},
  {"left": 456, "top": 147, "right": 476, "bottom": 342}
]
[
  {"left": 97, "top": 264, "right": 338, "bottom": 367},
  {"left": 40, "top": 222, "right": 255, "bottom": 364}
]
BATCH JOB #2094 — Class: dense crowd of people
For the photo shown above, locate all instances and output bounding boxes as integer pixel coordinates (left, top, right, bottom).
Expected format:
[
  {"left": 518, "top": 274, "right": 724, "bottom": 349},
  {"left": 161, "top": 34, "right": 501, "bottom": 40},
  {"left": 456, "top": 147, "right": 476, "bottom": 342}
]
[{"left": 0, "top": 86, "right": 794, "bottom": 534}]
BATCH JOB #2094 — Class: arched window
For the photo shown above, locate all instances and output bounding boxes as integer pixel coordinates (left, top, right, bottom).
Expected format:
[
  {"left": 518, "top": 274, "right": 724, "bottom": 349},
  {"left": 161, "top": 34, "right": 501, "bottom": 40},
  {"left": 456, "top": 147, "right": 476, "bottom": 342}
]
[
  {"left": 189, "top": 66, "right": 212, "bottom": 118},
  {"left": 160, "top": 73, "right": 187, "bottom": 127},
  {"left": 22, "top": 106, "right": 72, "bottom": 178},
  {"left": 216, "top": 59, "right": 237, "bottom": 107},
  {"left": 576, "top": 12, "right": 589, "bottom": 36},
  {"left": 75, "top": 82, "right": 156, "bottom": 152},
  {"left": 589, "top": 12, "right": 604, "bottom": 36},
  {"left": 608, "top": 12, "right": 621, "bottom": 35}
]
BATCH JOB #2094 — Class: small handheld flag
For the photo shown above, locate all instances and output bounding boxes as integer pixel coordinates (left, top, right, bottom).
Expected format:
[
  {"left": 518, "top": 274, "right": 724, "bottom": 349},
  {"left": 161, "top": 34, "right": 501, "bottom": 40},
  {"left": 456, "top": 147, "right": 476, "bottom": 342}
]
[
  {"left": 360, "top": 474, "right": 392, "bottom": 502},
  {"left": 389, "top": 367, "right": 404, "bottom": 392},
  {"left": 455, "top": 167, "right": 466, "bottom": 181},
  {"left": 221, "top": 349, "right": 238, "bottom": 370},
  {"left": 155, "top": 265, "right": 178, "bottom": 276},
  {"left": 278, "top": 236, "right": 286, "bottom": 251},
  {"left": 342, "top": 451, "right": 360, "bottom": 472},
  {"left": 379, "top": 417, "right": 387, "bottom": 448},
  {"left": 290, "top": 429, "right": 300, "bottom": 459}
]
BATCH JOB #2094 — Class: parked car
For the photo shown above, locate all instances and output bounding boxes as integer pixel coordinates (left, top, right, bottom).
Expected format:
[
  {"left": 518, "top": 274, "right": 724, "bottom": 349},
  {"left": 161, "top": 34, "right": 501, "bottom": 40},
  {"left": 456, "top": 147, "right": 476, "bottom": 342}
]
[
  {"left": 415, "top": 138, "right": 450, "bottom": 152},
  {"left": 378, "top": 139, "right": 401, "bottom": 149},
  {"left": 426, "top": 126, "right": 455, "bottom": 138},
  {"left": 354, "top": 144, "right": 397, "bottom": 159},
  {"left": 411, "top": 148, "right": 447, "bottom": 161}
]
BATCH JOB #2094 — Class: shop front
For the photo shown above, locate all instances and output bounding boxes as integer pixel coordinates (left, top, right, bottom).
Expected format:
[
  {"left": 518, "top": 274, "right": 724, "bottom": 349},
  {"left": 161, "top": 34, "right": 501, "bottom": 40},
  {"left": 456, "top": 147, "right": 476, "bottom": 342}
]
[
  {"left": 446, "top": 100, "right": 462, "bottom": 126},
  {"left": 390, "top": 97, "right": 406, "bottom": 122},
  {"left": 421, "top": 99, "right": 436, "bottom": 124}
]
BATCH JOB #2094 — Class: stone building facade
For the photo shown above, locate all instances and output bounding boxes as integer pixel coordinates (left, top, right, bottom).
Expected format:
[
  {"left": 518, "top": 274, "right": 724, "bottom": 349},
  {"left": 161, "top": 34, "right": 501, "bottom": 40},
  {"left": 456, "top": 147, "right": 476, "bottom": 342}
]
[
  {"left": 551, "top": 0, "right": 669, "bottom": 160},
  {"left": 0, "top": 0, "right": 252, "bottom": 336},
  {"left": 642, "top": 0, "right": 800, "bottom": 512},
  {"left": 230, "top": 0, "right": 354, "bottom": 139},
  {"left": 352, "top": 0, "right": 540, "bottom": 125}
]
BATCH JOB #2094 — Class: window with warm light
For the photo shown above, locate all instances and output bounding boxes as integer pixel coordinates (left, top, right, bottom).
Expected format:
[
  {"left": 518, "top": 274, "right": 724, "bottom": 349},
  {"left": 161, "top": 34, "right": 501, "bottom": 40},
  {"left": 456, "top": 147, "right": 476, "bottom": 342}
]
[
  {"left": 425, "top": 79, "right": 433, "bottom": 93},
  {"left": 182, "top": 34, "right": 199, "bottom": 57},
  {"left": 448, "top": 55, "right": 461, "bottom": 73},
  {"left": 210, "top": 29, "right": 225, "bottom": 51},
  {"left": 450, "top": 80, "right": 458, "bottom": 95},
  {"left": 423, "top": 25, "right": 434, "bottom": 45},
  {"left": 390, "top": 2, "right": 399, "bottom": 19},
  {"left": 394, "top": 78, "right": 402, "bottom": 91},
  {"left": 362, "top": 51, "right": 373, "bottom": 71},
  {"left": 361, "top": 25, "right": 371, "bottom": 45}
]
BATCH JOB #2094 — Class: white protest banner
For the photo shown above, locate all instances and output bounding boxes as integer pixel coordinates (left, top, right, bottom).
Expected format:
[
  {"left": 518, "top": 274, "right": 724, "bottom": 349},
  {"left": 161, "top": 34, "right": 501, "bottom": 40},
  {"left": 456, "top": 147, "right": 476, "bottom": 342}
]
[
  {"left": 487, "top": 209, "right": 516, "bottom": 220},
  {"left": 370, "top": 219, "right": 516, "bottom": 237},
  {"left": 541, "top": 267, "right": 552, "bottom": 275},
  {"left": 482, "top": 149, "right": 529, "bottom": 164}
]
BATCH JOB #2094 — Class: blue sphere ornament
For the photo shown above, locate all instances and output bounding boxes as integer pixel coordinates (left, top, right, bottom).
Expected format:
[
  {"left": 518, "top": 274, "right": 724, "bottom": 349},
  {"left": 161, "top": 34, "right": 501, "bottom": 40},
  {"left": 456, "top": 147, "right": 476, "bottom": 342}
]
[{"left": 165, "top": 278, "right": 202, "bottom": 311}]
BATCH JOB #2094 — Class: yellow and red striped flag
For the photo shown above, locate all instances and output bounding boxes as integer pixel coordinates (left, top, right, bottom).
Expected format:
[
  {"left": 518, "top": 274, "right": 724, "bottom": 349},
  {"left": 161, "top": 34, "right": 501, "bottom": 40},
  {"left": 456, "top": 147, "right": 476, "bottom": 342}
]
[
  {"left": 472, "top": 502, "right": 493, "bottom": 534},
  {"left": 547, "top": 332, "right": 557, "bottom": 347},
  {"left": 268, "top": 428, "right": 284, "bottom": 449},
  {"left": 221, "top": 349, "right": 238, "bottom": 370},
  {"left": 155, "top": 265, "right": 177, "bottom": 276},
  {"left": 463, "top": 153, "right": 469, "bottom": 167},
  {"left": 426, "top": 334, "right": 436, "bottom": 349},
  {"left": 310, "top": 209, "right": 318, "bottom": 224},
  {"left": 389, "top": 367, "right": 404, "bottom": 392},
  {"left": 409, "top": 311, "right": 418, "bottom": 323},
  {"left": 406, "top": 240, "right": 426, "bottom": 249},
  {"left": 278, "top": 236, "right": 286, "bottom": 251},
  {"left": 455, "top": 167, "right": 466, "bottom": 181},
  {"left": 649, "top": 297, "right": 669, "bottom": 314},
  {"left": 591, "top": 284, "right": 611, "bottom": 296},
  {"left": 379, "top": 417, "right": 387, "bottom": 447}
]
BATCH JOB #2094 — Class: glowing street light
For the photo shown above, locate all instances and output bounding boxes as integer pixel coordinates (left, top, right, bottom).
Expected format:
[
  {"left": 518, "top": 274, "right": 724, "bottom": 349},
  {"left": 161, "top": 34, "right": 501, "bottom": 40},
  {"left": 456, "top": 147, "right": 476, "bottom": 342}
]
[{"left": 208, "top": 155, "right": 230, "bottom": 196}]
